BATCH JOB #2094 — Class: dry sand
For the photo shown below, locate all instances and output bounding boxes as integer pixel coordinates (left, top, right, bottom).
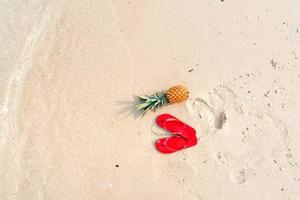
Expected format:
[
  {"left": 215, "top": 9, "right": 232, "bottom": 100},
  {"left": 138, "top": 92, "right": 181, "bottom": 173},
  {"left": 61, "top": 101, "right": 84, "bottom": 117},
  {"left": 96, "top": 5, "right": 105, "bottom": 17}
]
[{"left": 1, "top": 0, "right": 300, "bottom": 199}]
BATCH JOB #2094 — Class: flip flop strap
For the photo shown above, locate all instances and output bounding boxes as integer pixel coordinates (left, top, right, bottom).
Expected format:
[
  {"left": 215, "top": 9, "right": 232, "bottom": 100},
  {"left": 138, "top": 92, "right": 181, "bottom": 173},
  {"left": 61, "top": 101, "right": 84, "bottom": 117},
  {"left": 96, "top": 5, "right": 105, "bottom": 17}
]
[
  {"left": 164, "top": 118, "right": 196, "bottom": 138},
  {"left": 163, "top": 118, "right": 188, "bottom": 129}
]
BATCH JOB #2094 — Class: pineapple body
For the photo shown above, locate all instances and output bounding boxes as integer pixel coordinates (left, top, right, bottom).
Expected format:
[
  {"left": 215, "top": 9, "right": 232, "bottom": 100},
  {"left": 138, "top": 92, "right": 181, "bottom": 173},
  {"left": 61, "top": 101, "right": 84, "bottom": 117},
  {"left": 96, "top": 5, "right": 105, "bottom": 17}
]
[{"left": 166, "top": 85, "right": 189, "bottom": 104}]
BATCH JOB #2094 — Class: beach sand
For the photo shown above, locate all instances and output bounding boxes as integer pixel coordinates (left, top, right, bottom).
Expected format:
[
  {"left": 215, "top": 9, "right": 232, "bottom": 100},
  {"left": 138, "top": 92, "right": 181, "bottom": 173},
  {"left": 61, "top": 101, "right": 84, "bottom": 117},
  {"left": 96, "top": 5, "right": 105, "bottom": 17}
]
[{"left": 1, "top": 0, "right": 300, "bottom": 199}]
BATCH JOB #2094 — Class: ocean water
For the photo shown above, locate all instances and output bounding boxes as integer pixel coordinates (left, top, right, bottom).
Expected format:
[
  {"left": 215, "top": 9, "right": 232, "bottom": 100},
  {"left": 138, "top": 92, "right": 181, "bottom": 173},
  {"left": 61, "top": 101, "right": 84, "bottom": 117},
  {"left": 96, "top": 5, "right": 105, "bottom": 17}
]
[
  {"left": 0, "top": 0, "right": 53, "bottom": 198},
  {"left": 0, "top": 0, "right": 52, "bottom": 109},
  {"left": 0, "top": 1, "right": 133, "bottom": 198}
]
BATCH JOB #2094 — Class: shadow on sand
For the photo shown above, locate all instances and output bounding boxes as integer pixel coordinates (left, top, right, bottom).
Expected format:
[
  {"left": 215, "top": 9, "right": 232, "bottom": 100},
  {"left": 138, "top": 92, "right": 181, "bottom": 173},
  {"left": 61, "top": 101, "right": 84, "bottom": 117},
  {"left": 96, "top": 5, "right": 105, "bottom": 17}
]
[{"left": 116, "top": 95, "right": 141, "bottom": 119}]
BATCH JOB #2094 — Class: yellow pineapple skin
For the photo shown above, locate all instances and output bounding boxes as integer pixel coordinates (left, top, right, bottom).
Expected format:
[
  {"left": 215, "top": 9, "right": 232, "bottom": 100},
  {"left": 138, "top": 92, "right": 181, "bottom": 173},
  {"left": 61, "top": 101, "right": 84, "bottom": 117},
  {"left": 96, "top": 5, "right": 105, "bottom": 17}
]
[{"left": 165, "top": 85, "right": 189, "bottom": 104}]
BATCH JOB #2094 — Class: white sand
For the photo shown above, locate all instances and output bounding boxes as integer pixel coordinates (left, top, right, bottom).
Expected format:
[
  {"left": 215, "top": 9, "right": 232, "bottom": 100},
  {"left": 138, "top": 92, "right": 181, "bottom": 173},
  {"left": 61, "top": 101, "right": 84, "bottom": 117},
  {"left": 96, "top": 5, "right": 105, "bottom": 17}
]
[{"left": 1, "top": 0, "right": 300, "bottom": 199}]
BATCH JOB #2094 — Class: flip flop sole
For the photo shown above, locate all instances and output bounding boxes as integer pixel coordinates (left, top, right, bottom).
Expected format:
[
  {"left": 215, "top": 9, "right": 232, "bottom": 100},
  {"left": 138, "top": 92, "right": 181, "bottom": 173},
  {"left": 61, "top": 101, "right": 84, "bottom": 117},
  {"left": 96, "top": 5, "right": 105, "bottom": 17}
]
[
  {"left": 155, "top": 136, "right": 187, "bottom": 154},
  {"left": 156, "top": 114, "right": 196, "bottom": 139},
  {"left": 155, "top": 135, "right": 198, "bottom": 154}
]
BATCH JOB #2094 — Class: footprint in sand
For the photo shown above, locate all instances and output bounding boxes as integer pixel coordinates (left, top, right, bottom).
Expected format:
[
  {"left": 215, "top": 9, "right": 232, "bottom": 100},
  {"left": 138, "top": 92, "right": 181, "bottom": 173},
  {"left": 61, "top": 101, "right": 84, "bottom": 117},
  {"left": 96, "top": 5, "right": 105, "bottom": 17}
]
[
  {"left": 215, "top": 152, "right": 231, "bottom": 166},
  {"left": 187, "top": 88, "right": 228, "bottom": 131},
  {"left": 230, "top": 169, "right": 248, "bottom": 185}
]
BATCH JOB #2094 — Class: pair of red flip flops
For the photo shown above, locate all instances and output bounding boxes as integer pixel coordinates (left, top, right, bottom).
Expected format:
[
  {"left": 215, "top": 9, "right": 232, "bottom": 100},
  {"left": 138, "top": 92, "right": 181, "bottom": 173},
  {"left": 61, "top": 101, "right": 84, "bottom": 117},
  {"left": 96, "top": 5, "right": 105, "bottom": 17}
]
[{"left": 155, "top": 114, "right": 197, "bottom": 154}]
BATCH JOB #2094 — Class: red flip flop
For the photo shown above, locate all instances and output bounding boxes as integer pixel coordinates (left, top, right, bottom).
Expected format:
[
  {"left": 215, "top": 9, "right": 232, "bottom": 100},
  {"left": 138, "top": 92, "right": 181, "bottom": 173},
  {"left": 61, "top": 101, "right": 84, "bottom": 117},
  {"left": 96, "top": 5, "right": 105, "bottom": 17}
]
[
  {"left": 155, "top": 114, "right": 198, "bottom": 154},
  {"left": 156, "top": 114, "right": 196, "bottom": 140},
  {"left": 155, "top": 136, "right": 187, "bottom": 154},
  {"left": 155, "top": 135, "right": 197, "bottom": 154}
]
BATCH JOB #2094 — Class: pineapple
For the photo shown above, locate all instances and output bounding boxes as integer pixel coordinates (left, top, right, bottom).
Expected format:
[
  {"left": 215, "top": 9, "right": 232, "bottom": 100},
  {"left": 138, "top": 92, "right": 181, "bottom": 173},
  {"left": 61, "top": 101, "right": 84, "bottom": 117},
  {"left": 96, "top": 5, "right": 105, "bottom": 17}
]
[{"left": 137, "top": 85, "right": 189, "bottom": 115}]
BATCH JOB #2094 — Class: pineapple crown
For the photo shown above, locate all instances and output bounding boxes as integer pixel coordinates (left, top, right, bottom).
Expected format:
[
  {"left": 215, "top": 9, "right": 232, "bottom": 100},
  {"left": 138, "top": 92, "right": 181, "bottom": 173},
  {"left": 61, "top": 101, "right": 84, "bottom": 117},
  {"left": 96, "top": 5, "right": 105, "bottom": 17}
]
[{"left": 136, "top": 92, "right": 168, "bottom": 116}]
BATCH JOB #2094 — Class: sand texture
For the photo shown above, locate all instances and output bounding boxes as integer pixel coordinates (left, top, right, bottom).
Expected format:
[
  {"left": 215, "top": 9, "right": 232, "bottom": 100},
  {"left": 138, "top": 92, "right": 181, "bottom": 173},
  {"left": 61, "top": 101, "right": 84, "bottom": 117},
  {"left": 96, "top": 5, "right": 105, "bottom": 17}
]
[{"left": 1, "top": 0, "right": 300, "bottom": 199}]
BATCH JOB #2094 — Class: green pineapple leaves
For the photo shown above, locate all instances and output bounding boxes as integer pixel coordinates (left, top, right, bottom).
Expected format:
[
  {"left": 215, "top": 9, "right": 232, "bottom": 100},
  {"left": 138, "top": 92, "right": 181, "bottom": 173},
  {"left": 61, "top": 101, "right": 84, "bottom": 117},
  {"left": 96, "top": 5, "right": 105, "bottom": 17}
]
[{"left": 136, "top": 92, "right": 168, "bottom": 116}]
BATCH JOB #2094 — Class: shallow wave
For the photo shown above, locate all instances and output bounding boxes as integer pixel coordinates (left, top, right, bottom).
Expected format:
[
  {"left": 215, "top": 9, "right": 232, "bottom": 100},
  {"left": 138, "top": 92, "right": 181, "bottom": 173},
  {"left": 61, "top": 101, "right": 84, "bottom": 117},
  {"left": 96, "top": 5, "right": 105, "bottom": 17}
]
[{"left": 0, "top": 1, "right": 53, "bottom": 198}]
